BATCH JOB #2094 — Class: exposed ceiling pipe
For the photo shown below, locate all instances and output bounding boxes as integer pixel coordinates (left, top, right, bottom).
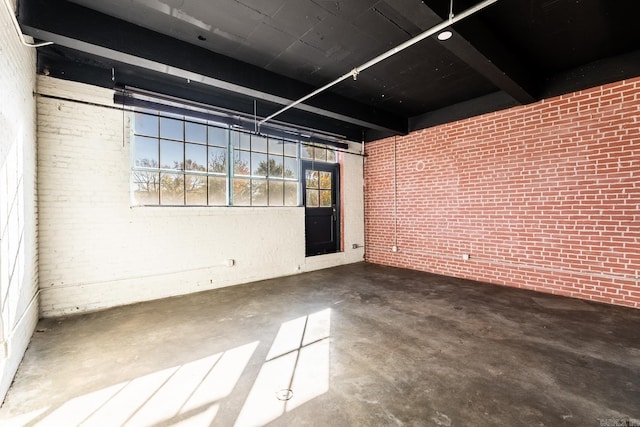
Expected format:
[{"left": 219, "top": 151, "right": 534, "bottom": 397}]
[
  {"left": 2, "top": 0, "right": 52, "bottom": 47},
  {"left": 259, "top": 0, "right": 499, "bottom": 128}
]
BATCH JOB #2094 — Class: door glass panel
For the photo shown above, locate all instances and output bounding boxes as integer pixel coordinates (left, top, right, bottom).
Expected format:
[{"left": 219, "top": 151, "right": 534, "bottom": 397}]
[
  {"left": 306, "top": 170, "right": 318, "bottom": 189},
  {"left": 306, "top": 189, "right": 319, "bottom": 207},
  {"left": 320, "top": 190, "right": 332, "bottom": 207},
  {"left": 319, "top": 172, "right": 332, "bottom": 189}
]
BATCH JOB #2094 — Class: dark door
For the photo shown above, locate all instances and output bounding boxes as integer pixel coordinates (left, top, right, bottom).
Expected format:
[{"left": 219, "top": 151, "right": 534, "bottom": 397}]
[{"left": 303, "top": 161, "right": 340, "bottom": 256}]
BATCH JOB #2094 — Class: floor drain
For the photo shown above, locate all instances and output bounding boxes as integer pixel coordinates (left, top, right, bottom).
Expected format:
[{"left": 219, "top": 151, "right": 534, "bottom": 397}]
[{"left": 275, "top": 388, "right": 293, "bottom": 401}]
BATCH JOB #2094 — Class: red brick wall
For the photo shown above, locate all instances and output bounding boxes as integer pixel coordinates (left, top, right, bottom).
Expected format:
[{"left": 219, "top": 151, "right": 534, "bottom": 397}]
[{"left": 364, "top": 78, "right": 640, "bottom": 308}]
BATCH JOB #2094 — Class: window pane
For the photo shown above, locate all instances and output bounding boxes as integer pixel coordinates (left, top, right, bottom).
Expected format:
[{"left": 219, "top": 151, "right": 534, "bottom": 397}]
[
  {"left": 209, "top": 126, "right": 229, "bottom": 147},
  {"left": 268, "top": 181, "right": 284, "bottom": 206},
  {"left": 208, "top": 176, "right": 227, "bottom": 206},
  {"left": 233, "top": 178, "right": 250, "bottom": 206},
  {"left": 134, "top": 136, "right": 158, "bottom": 168},
  {"left": 283, "top": 140, "right": 297, "bottom": 157},
  {"left": 306, "top": 189, "right": 319, "bottom": 207},
  {"left": 314, "top": 146, "right": 327, "bottom": 162},
  {"left": 160, "top": 140, "right": 184, "bottom": 170},
  {"left": 326, "top": 149, "right": 337, "bottom": 163},
  {"left": 251, "top": 152, "right": 268, "bottom": 177},
  {"left": 251, "top": 135, "right": 268, "bottom": 153},
  {"left": 284, "top": 157, "right": 297, "bottom": 179},
  {"left": 301, "top": 144, "right": 313, "bottom": 160},
  {"left": 268, "top": 137, "right": 283, "bottom": 155},
  {"left": 231, "top": 130, "right": 250, "bottom": 150},
  {"left": 268, "top": 155, "right": 284, "bottom": 178},
  {"left": 160, "top": 173, "right": 185, "bottom": 205},
  {"left": 134, "top": 113, "right": 158, "bottom": 137},
  {"left": 185, "top": 122, "right": 206, "bottom": 143},
  {"left": 209, "top": 147, "right": 227, "bottom": 174},
  {"left": 185, "top": 143, "right": 206, "bottom": 171},
  {"left": 319, "top": 171, "right": 332, "bottom": 189},
  {"left": 234, "top": 150, "right": 251, "bottom": 176},
  {"left": 185, "top": 174, "right": 207, "bottom": 205},
  {"left": 320, "top": 190, "right": 332, "bottom": 207},
  {"left": 306, "top": 170, "right": 318, "bottom": 189},
  {"left": 132, "top": 171, "right": 159, "bottom": 205},
  {"left": 252, "top": 180, "right": 268, "bottom": 206},
  {"left": 284, "top": 182, "right": 298, "bottom": 206},
  {"left": 160, "top": 117, "right": 184, "bottom": 141}
]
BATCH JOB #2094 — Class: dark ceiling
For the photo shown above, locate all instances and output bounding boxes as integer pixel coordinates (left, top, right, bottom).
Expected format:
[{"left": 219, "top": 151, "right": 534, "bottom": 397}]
[{"left": 18, "top": 0, "right": 640, "bottom": 142}]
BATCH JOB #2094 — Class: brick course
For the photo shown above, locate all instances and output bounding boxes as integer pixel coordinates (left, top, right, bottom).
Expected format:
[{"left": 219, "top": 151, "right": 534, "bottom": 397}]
[{"left": 365, "top": 78, "right": 640, "bottom": 308}]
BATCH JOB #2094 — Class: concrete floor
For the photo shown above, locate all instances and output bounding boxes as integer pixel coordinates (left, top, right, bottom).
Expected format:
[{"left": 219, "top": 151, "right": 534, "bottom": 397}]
[{"left": 1, "top": 263, "right": 639, "bottom": 426}]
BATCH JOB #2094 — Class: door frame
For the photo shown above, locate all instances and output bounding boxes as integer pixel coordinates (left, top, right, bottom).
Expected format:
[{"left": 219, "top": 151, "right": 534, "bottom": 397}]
[{"left": 302, "top": 160, "right": 340, "bottom": 256}]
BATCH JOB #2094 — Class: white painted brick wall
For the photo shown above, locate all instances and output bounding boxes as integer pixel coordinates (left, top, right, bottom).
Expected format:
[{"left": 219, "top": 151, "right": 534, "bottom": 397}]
[
  {"left": 0, "top": 1, "right": 39, "bottom": 403},
  {"left": 37, "top": 76, "right": 365, "bottom": 317}
]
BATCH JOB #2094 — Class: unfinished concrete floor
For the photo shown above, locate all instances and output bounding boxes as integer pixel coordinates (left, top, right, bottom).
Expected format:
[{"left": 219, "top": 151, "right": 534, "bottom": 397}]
[{"left": 1, "top": 263, "right": 639, "bottom": 426}]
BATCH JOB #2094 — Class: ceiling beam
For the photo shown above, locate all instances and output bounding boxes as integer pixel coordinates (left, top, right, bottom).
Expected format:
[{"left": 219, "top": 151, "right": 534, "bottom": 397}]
[
  {"left": 410, "top": 0, "right": 538, "bottom": 105},
  {"left": 541, "top": 48, "right": 640, "bottom": 99},
  {"left": 19, "top": 0, "right": 408, "bottom": 138},
  {"left": 408, "top": 90, "right": 519, "bottom": 133}
]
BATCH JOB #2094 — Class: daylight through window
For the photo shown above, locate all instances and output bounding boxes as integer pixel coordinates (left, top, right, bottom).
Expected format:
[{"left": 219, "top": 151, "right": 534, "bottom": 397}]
[{"left": 131, "top": 110, "right": 337, "bottom": 207}]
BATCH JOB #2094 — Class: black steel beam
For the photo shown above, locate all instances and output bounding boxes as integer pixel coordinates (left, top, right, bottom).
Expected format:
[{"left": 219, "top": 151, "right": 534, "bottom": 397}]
[
  {"left": 20, "top": 0, "right": 407, "bottom": 137},
  {"left": 36, "top": 46, "right": 368, "bottom": 142},
  {"left": 541, "top": 49, "right": 640, "bottom": 99},
  {"left": 412, "top": 0, "right": 538, "bottom": 105},
  {"left": 407, "top": 91, "right": 519, "bottom": 133}
]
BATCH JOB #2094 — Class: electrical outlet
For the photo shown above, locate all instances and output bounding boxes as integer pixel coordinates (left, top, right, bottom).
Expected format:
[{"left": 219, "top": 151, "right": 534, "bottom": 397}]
[
  {"left": 352, "top": 244, "right": 358, "bottom": 249},
  {"left": 392, "top": 246, "right": 398, "bottom": 252},
  {"left": 462, "top": 254, "right": 470, "bottom": 261}
]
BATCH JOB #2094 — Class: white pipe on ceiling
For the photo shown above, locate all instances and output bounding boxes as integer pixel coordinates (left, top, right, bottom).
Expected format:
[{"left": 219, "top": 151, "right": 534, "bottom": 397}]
[
  {"left": 1, "top": 0, "right": 53, "bottom": 47},
  {"left": 259, "top": 0, "right": 499, "bottom": 128}
]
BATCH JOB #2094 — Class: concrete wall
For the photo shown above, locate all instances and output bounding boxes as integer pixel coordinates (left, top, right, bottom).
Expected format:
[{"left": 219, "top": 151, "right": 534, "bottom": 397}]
[
  {"left": 365, "top": 78, "right": 640, "bottom": 308},
  {"left": 37, "top": 76, "right": 364, "bottom": 317},
  {"left": 0, "top": 0, "right": 39, "bottom": 401}
]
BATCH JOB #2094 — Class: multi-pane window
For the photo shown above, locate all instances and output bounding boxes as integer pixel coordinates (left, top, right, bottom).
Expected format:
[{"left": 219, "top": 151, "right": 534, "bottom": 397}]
[
  {"left": 131, "top": 111, "right": 229, "bottom": 206},
  {"left": 231, "top": 132, "right": 299, "bottom": 206},
  {"left": 131, "top": 110, "right": 337, "bottom": 207},
  {"left": 301, "top": 143, "right": 337, "bottom": 163}
]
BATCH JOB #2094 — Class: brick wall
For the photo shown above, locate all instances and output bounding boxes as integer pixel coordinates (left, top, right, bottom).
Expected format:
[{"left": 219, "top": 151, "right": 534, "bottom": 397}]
[
  {"left": 365, "top": 78, "right": 640, "bottom": 308},
  {"left": 0, "top": 1, "right": 39, "bottom": 402},
  {"left": 37, "top": 76, "right": 364, "bottom": 317}
]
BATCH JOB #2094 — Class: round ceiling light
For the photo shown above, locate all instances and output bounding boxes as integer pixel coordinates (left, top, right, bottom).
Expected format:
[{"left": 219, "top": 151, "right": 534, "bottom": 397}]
[{"left": 437, "top": 31, "right": 453, "bottom": 41}]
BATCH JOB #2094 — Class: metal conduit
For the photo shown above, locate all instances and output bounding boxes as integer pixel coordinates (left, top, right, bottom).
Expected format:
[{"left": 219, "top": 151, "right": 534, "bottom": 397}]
[
  {"left": 2, "top": 0, "right": 53, "bottom": 47},
  {"left": 259, "top": 0, "right": 499, "bottom": 128}
]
